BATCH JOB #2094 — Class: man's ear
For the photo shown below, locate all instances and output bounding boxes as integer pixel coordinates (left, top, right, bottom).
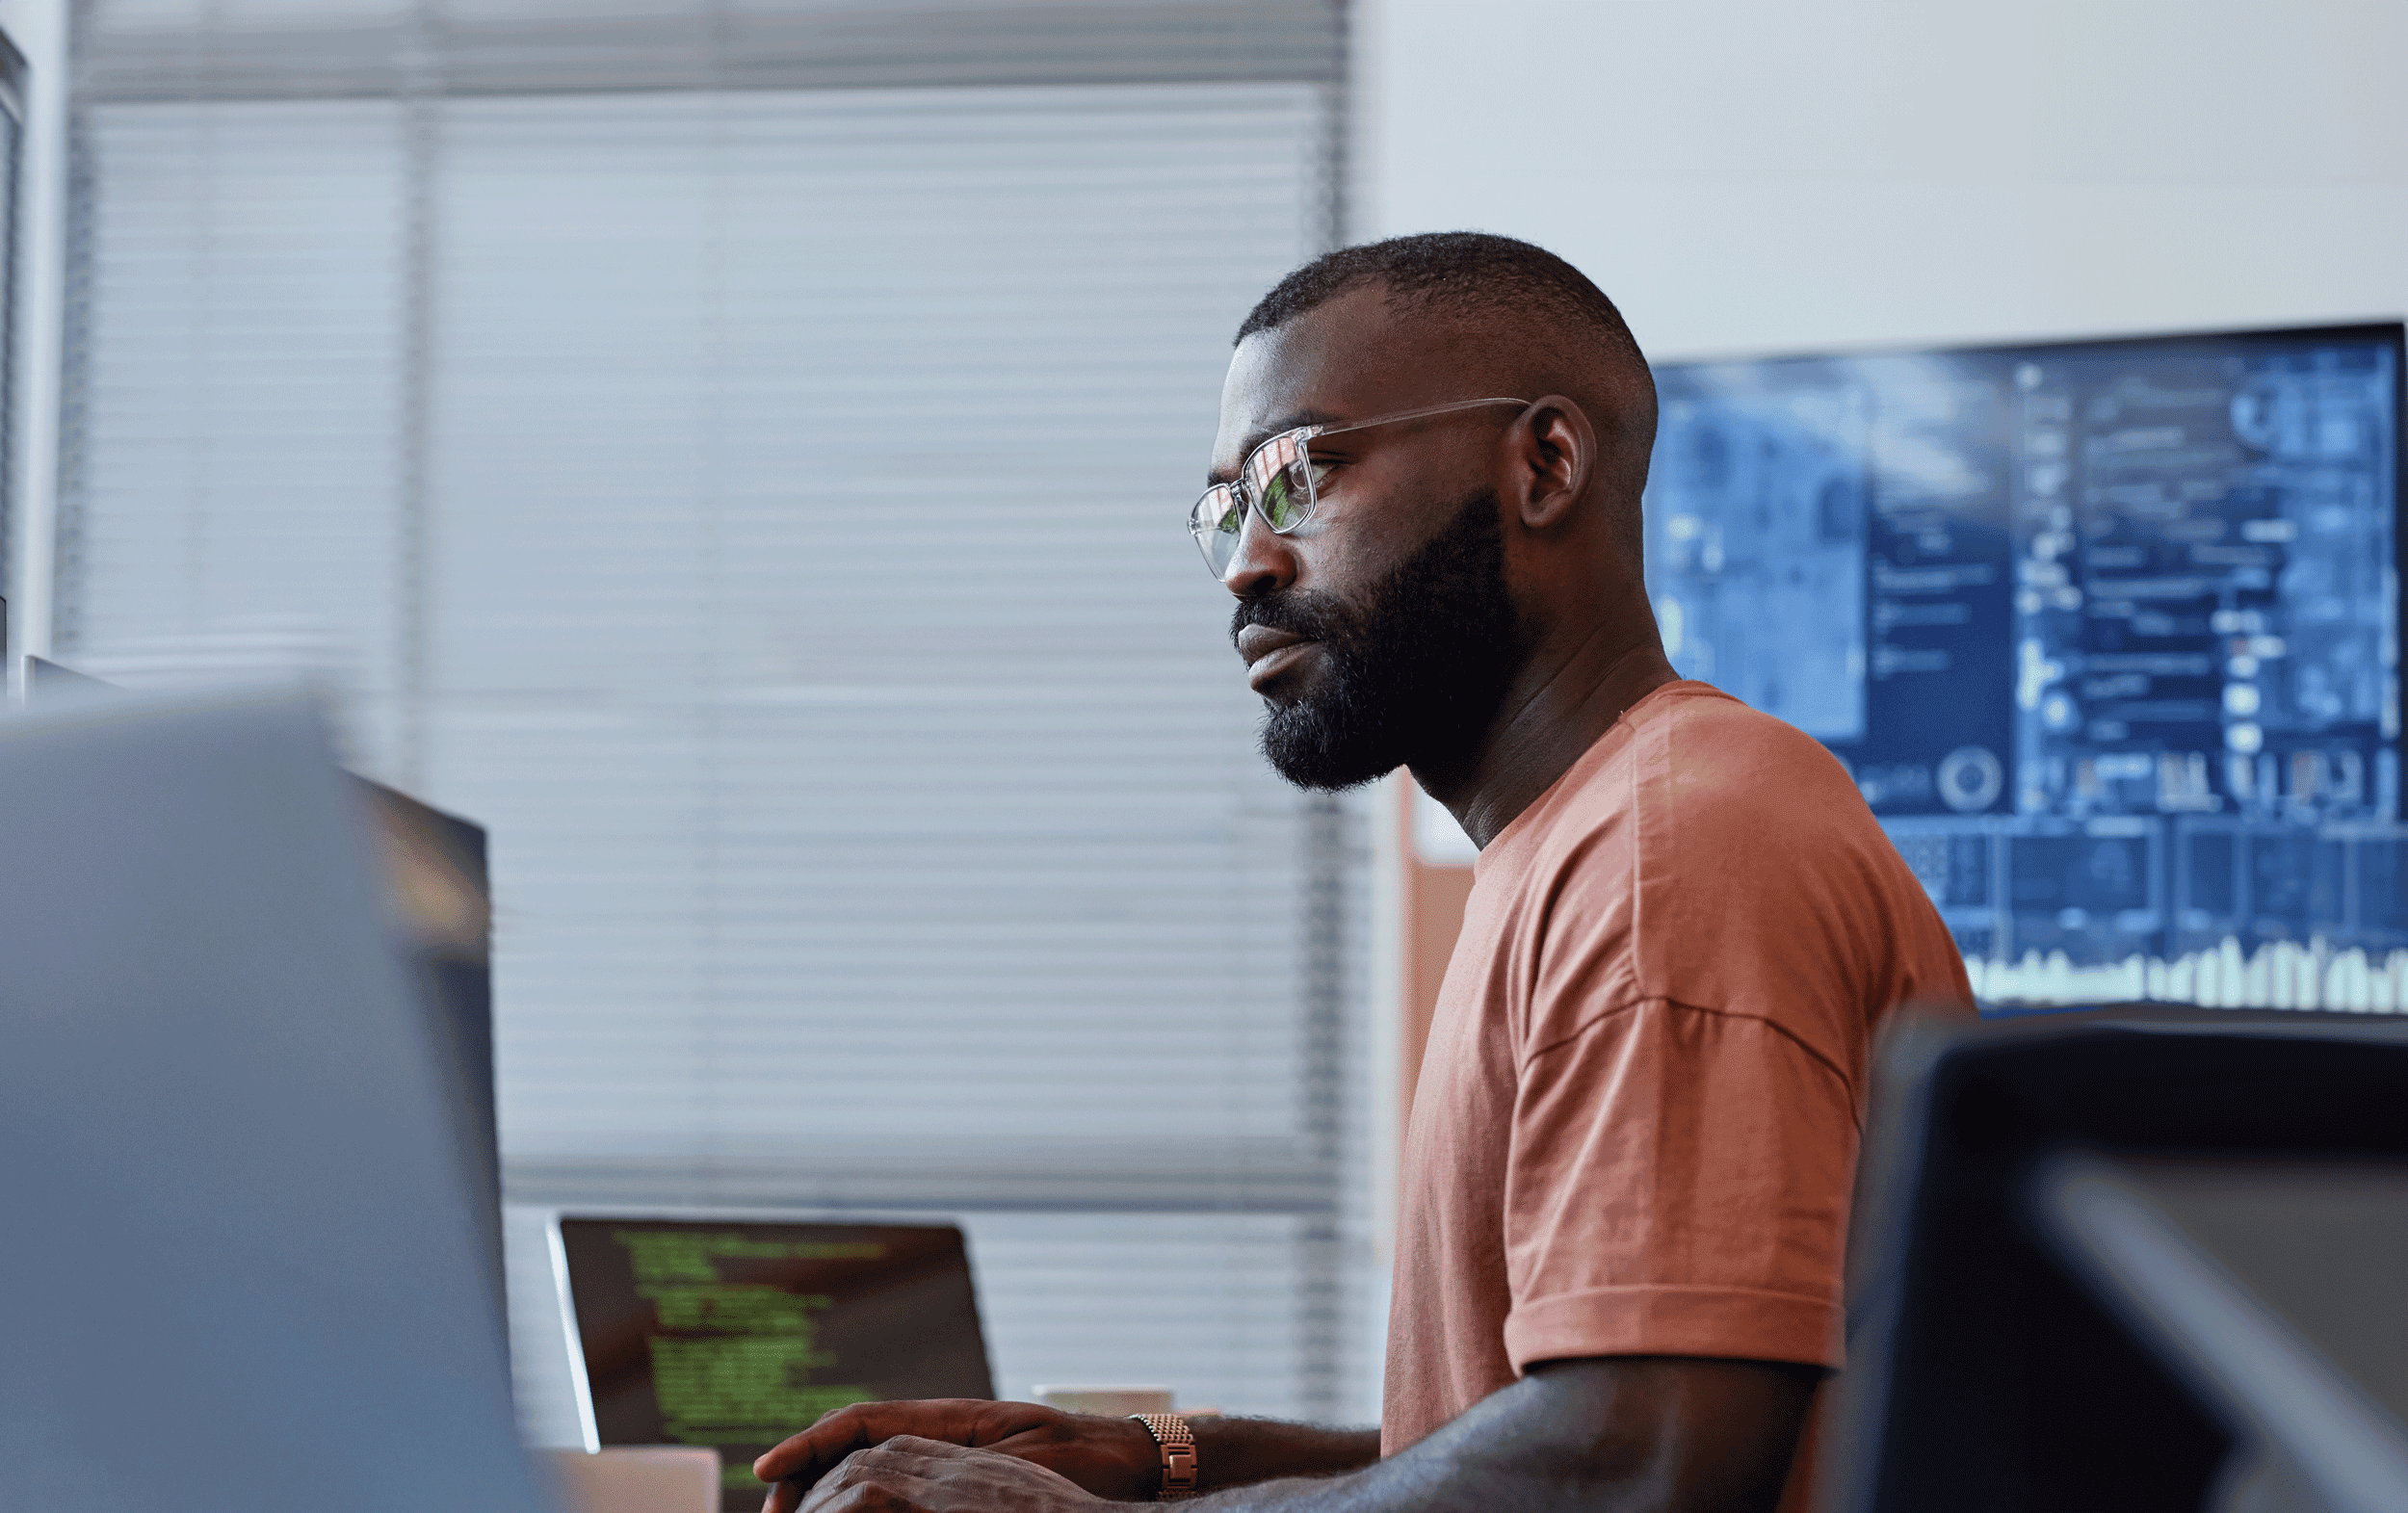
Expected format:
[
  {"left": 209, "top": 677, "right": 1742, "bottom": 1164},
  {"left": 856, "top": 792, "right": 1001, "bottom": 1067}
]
[{"left": 1509, "top": 396, "right": 1595, "bottom": 531}]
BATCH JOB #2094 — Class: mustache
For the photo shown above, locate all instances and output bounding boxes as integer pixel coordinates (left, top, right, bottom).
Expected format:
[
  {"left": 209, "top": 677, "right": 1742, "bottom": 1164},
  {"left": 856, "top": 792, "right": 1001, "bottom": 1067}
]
[{"left": 1230, "top": 589, "right": 1355, "bottom": 651}]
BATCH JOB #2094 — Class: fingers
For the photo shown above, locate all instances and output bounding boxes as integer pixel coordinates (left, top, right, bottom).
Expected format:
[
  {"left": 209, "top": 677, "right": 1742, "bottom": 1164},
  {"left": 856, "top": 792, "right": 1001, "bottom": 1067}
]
[
  {"left": 784, "top": 1438, "right": 1083, "bottom": 1513},
  {"left": 791, "top": 1440, "right": 953, "bottom": 1513},
  {"left": 753, "top": 1402, "right": 1108, "bottom": 1513},
  {"left": 756, "top": 1407, "right": 1007, "bottom": 1513},
  {"left": 756, "top": 1396, "right": 1069, "bottom": 1499},
  {"left": 754, "top": 1402, "right": 979, "bottom": 1485},
  {"left": 752, "top": 1403, "right": 883, "bottom": 1484}
]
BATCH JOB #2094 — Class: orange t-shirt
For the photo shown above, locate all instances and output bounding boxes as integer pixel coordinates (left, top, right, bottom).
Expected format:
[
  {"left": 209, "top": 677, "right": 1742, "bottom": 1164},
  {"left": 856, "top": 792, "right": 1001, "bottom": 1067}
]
[{"left": 1382, "top": 681, "right": 1973, "bottom": 1493}]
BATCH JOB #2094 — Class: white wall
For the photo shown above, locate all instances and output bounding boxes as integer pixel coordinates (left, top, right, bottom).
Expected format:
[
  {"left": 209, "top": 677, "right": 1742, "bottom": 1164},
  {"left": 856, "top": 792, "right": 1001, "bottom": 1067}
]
[{"left": 1355, "top": 0, "right": 2407, "bottom": 359}]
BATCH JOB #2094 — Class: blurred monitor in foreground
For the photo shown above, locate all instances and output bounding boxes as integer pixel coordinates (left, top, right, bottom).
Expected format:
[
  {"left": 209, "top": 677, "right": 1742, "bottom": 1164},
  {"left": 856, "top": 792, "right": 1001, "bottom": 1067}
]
[
  {"left": 19, "top": 656, "right": 505, "bottom": 1314},
  {"left": 0, "top": 690, "right": 551, "bottom": 1513},
  {"left": 1645, "top": 325, "right": 2404, "bottom": 1008},
  {"left": 1828, "top": 1009, "right": 2408, "bottom": 1513},
  {"left": 559, "top": 1216, "right": 993, "bottom": 1510}
]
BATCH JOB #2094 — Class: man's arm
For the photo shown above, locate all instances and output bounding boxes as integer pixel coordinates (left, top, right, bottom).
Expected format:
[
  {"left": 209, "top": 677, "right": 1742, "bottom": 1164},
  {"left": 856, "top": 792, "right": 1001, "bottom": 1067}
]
[
  {"left": 1214, "top": 1357, "right": 1819, "bottom": 1513},
  {"left": 758, "top": 1356, "right": 1818, "bottom": 1513},
  {"left": 751, "top": 1400, "right": 1378, "bottom": 1512},
  {"left": 1188, "top": 1419, "right": 1385, "bottom": 1491}
]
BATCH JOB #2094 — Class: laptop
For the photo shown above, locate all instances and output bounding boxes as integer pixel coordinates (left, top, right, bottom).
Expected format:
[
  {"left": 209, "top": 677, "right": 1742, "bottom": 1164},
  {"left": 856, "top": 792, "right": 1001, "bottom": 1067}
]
[
  {"left": 556, "top": 1215, "right": 993, "bottom": 1510},
  {"left": 0, "top": 689, "right": 557, "bottom": 1513}
]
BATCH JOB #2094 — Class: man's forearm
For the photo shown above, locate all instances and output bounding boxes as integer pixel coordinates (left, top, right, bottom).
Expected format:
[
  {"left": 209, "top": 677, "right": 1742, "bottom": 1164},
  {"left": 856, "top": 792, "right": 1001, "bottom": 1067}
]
[
  {"left": 1157, "top": 1359, "right": 1816, "bottom": 1513},
  {"left": 1153, "top": 1439, "right": 1648, "bottom": 1513},
  {"left": 759, "top": 1358, "right": 1810, "bottom": 1513},
  {"left": 1154, "top": 1429, "right": 1565, "bottom": 1513},
  {"left": 1190, "top": 1419, "right": 1381, "bottom": 1493}
]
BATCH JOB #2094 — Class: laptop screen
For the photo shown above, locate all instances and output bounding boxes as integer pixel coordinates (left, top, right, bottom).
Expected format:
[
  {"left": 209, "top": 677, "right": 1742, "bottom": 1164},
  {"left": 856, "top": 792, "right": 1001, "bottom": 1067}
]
[{"left": 560, "top": 1218, "right": 994, "bottom": 1510}]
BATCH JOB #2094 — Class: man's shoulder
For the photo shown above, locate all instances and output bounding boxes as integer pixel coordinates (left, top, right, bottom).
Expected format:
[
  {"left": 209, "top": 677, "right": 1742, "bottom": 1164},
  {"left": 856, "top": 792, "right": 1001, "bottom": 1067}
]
[
  {"left": 1479, "top": 682, "right": 1890, "bottom": 949},
  {"left": 1536, "top": 682, "right": 1865, "bottom": 853},
  {"left": 1531, "top": 682, "right": 1957, "bottom": 983},
  {"left": 1462, "top": 684, "right": 1968, "bottom": 1102},
  {"left": 1639, "top": 682, "right": 1860, "bottom": 797}
]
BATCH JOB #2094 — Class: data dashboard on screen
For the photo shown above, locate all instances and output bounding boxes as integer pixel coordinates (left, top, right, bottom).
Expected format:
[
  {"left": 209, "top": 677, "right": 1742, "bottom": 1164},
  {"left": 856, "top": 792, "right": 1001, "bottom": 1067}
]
[{"left": 1644, "top": 324, "right": 2403, "bottom": 1007}]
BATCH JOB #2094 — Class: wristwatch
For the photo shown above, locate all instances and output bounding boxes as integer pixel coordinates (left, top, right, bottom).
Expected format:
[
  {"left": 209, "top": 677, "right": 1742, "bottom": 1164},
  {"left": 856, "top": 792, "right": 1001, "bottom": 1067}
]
[{"left": 1131, "top": 1413, "right": 1197, "bottom": 1500}]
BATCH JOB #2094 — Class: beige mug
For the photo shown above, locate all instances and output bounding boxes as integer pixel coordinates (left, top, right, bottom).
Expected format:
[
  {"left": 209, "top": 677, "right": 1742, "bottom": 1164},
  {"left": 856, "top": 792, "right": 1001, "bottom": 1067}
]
[{"left": 544, "top": 1446, "right": 720, "bottom": 1513}]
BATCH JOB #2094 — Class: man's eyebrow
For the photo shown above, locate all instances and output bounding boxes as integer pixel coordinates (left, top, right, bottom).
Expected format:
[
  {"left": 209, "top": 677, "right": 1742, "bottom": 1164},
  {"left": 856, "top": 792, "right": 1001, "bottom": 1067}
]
[{"left": 1205, "top": 409, "right": 1337, "bottom": 486}]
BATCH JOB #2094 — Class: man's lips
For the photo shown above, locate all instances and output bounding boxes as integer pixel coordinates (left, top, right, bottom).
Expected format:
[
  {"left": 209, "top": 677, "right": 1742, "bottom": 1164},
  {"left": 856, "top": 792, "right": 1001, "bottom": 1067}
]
[
  {"left": 1237, "top": 624, "right": 1322, "bottom": 693},
  {"left": 1236, "top": 623, "right": 1306, "bottom": 665}
]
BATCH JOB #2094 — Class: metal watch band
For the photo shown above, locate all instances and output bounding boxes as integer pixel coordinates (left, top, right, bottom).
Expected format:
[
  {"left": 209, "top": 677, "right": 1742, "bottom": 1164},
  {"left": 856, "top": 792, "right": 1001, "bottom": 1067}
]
[{"left": 1132, "top": 1413, "right": 1197, "bottom": 1500}]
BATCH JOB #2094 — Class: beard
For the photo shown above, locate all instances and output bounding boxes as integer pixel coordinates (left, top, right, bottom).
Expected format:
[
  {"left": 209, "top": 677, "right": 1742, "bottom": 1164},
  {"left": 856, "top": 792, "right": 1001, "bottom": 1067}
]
[{"left": 1232, "top": 489, "right": 1525, "bottom": 792}]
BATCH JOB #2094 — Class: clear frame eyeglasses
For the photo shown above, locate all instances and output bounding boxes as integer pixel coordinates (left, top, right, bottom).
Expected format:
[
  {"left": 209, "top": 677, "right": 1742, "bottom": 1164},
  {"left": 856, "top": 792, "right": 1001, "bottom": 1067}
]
[{"left": 1187, "top": 397, "right": 1530, "bottom": 576}]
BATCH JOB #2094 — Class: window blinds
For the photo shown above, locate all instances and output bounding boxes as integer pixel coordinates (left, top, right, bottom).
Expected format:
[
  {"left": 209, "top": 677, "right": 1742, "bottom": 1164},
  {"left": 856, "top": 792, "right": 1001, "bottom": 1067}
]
[{"left": 65, "top": 0, "right": 1374, "bottom": 1432}]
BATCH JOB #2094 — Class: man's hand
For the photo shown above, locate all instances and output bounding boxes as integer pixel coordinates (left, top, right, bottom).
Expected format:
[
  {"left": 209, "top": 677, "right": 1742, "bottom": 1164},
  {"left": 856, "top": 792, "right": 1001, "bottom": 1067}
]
[
  {"left": 792, "top": 1435, "right": 1118, "bottom": 1513},
  {"left": 753, "top": 1400, "right": 1159, "bottom": 1513}
]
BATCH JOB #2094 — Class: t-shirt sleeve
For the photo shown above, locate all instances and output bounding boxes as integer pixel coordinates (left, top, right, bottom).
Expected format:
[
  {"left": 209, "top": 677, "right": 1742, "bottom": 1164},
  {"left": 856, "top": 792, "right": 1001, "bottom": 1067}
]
[{"left": 1499, "top": 998, "right": 1857, "bottom": 1372}]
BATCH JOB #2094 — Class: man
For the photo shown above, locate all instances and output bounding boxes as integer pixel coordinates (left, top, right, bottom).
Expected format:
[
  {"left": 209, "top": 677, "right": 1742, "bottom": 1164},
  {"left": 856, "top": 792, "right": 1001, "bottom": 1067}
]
[{"left": 752, "top": 233, "right": 1972, "bottom": 1513}]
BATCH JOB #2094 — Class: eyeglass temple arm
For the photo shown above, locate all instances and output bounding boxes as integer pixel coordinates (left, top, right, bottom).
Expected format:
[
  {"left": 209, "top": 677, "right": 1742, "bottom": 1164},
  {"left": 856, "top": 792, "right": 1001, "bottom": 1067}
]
[{"left": 1310, "top": 397, "right": 1531, "bottom": 440}]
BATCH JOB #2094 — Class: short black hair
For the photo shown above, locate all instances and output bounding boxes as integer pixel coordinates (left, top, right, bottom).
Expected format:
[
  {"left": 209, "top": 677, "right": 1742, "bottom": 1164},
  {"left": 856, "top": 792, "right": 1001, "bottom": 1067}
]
[
  {"left": 1235, "top": 231, "right": 1658, "bottom": 562},
  {"left": 1234, "top": 231, "right": 1644, "bottom": 369}
]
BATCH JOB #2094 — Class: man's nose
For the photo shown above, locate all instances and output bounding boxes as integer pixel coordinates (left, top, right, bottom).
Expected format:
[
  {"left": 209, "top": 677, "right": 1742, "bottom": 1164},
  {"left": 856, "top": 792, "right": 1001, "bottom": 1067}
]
[{"left": 1221, "top": 506, "right": 1299, "bottom": 599}]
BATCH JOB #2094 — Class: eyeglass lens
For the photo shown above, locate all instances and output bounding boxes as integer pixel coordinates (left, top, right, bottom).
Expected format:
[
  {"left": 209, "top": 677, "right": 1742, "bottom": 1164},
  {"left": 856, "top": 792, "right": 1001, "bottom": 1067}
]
[{"left": 1191, "top": 431, "right": 1316, "bottom": 574}]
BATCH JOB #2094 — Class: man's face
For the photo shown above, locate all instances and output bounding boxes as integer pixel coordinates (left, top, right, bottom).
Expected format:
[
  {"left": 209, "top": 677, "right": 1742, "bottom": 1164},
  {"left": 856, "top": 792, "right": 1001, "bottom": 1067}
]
[{"left": 1207, "top": 289, "right": 1526, "bottom": 790}]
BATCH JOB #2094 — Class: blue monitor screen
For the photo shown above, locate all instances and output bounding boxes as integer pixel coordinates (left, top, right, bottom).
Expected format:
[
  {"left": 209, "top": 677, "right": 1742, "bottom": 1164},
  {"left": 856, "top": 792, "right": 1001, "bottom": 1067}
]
[{"left": 1645, "top": 324, "right": 2404, "bottom": 1009}]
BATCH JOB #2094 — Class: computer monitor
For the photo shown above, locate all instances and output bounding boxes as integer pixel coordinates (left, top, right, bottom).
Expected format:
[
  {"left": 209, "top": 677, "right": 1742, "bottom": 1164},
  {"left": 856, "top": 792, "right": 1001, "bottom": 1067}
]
[
  {"left": 557, "top": 1216, "right": 994, "bottom": 1510},
  {"left": 1646, "top": 324, "right": 2404, "bottom": 1009},
  {"left": 1826, "top": 1008, "right": 2408, "bottom": 1513},
  {"left": 15, "top": 657, "right": 507, "bottom": 1316},
  {"left": 0, "top": 690, "right": 553, "bottom": 1513}
]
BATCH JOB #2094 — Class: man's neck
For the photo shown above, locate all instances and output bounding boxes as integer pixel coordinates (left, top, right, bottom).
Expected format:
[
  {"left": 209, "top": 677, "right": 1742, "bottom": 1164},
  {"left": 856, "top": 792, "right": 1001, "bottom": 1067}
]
[{"left": 1418, "top": 634, "right": 1678, "bottom": 851}]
